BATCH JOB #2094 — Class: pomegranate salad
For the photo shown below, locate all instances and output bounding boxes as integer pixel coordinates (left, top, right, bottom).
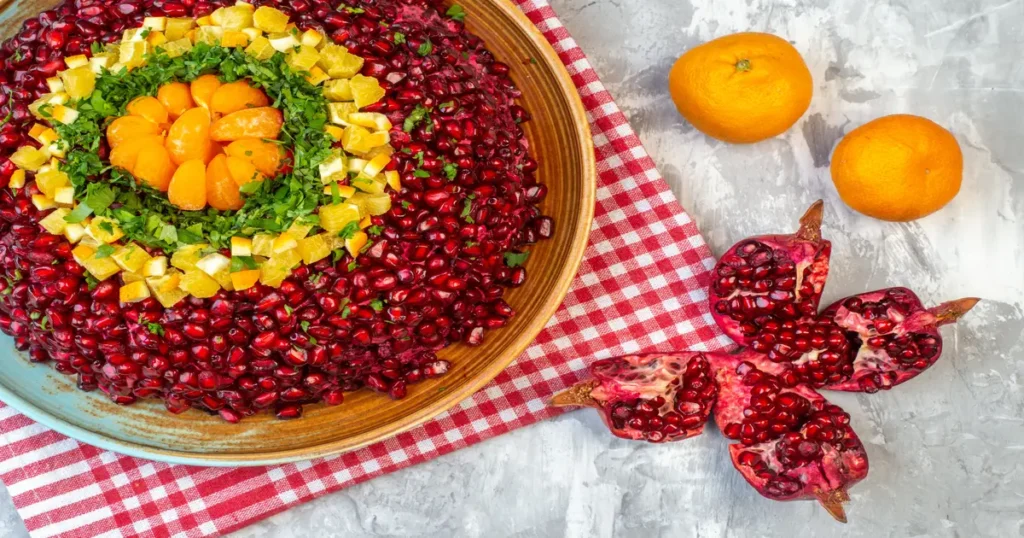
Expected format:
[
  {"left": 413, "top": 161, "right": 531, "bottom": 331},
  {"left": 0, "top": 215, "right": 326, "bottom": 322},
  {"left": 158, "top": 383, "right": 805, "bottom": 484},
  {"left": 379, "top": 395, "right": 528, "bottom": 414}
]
[{"left": 0, "top": 0, "right": 551, "bottom": 422}]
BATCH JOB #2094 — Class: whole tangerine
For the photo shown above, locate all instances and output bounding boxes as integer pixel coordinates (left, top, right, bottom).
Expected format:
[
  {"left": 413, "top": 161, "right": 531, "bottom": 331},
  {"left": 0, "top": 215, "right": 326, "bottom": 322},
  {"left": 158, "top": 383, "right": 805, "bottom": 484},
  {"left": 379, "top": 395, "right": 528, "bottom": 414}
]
[
  {"left": 830, "top": 114, "right": 963, "bottom": 222},
  {"left": 668, "top": 32, "right": 813, "bottom": 144}
]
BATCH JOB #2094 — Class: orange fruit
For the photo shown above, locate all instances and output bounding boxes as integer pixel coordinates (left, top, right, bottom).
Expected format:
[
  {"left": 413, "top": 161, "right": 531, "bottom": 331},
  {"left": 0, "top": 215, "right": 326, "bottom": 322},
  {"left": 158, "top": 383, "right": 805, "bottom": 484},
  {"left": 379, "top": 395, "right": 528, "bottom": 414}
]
[
  {"left": 110, "top": 134, "right": 166, "bottom": 171},
  {"left": 206, "top": 154, "right": 243, "bottom": 211},
  {"left": 168, "top": 159, "right": 208, "bottom": 210},
  {"left": 127, "top": 96, "right": 169, "bottom": 126},
  {"left": 210, "top": 107, "right": 284, "bottom": 142},
  {"left": 668, "top": 32, "right": 812, "bottom": 144},
  {"left": 106, "top": 116, "right": 161, "bottom": 148},
  {"left": 157, "top": 82, "right": 195, "bottom": 119},
  {"left": 225, "top": 155, "right": 266, "bottom": 186},
  {"left": 132, "top": 144, "right": 174, "bottom": 192},
  {"left": 830, "top": 114, "right": 963, "bottom": 222},
  {"left": 224, "top": 138, "right": 282, "bottom": 176},
  {"left": 190, "top": 74, "right": 223, "bottom": 111},
  {"left": 166, "top": 107, "right": 214, "bottom": 165},
  {"left": 210, "top": 80, "right": 271, "bottom": 116}
]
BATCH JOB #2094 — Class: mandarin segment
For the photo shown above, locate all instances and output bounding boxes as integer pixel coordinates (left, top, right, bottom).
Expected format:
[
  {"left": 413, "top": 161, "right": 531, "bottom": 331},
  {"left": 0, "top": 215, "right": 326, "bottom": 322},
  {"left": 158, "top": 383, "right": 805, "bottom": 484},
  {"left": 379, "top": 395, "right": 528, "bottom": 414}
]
[
  {"left": 210, "top": 80, "right": 271, "bottom": 116},
  {"left": 190, "top": 74, "right": 223, "bottom": 111},
  {"left": 225, "top": 155, "right": 266, "bottom": 186},
  {"left": 224, "top": 138, "right": 282, "bottom": 176},
  {"left": 166, "top": 107, "right": 213, "bottom": 165},
  {"left": 132, "top": 144, "right": 174, "bottom": 191},
  {"left": 168, "top": 159, "right": 208, "bottom": 210},
  {"left": 210, "top": 107, "right": 284, "bottom": 142},
  {"left": 106, "top": 115, "right": 161, "bottom": 148},
  {"left": 157, "top": 82, "right": 195, "bottom": 119},
  {"left": 206, "top": 154, "right": 243, "bottom": 210},
  {"left": 127, "top": 96, "right": 170, "bottom": 126},
  {"left": 109, "top": 134, "right": 166, "bottom": 172}
]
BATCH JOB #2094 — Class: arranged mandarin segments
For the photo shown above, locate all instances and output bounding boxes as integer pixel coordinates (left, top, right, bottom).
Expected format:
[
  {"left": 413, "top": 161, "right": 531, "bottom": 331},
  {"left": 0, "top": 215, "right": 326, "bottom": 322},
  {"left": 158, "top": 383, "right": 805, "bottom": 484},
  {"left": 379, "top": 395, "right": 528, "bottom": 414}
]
[
  {"left": 210, "top": 80, "right": 271, "bottom": 116},
  {"left": 205, "top": 154, "right": 243, "bottom": 211},
  {"left": 157, "top": 81, "right": 195, "bottom": 119},
  {"left": 165, "top": 106, "right": 214, "bottom": 165},
  {"left": 210, "top": 107, "right": 284, "bottom": 142}
]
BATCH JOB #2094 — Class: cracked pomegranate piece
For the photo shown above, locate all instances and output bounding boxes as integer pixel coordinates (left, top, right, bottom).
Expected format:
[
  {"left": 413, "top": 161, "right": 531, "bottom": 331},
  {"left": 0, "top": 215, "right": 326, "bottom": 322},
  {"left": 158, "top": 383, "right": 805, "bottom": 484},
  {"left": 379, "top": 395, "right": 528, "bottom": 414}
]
[
  {"left": 708, "top": 350, "right": 869, "bottom": 523},
  {"left": 820, "top": 288, "right": 978, "bottom": 392},
  {"left": 551, "top": 353, "right": 718, "bottom": 442},
  {"left": 710, "top": 200, "right": 831, "bottom": 347}
]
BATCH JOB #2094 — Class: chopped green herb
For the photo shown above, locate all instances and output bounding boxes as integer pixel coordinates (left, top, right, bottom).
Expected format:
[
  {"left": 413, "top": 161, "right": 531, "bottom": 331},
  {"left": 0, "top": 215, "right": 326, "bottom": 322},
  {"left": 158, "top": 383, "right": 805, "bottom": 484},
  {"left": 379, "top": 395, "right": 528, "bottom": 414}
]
[
  {"left": 39, "top": 316, "right": 50, "bottom": 331},
  {"left": 394, "top": 32, "right": 406, "bottom": 44},
  {"left": 341, "top": 305, "right": 351, "bottom": 319},
  {"left": 230, "top": 256, "right": 258, "bottom": 272},
  {"left": 439, "top": 101, "right": 455, "bottom": 110},
  {"left": 504, "top": 251, "right": 530, "bottom": 267},
  {"left": 345, "top": 6, "right": 365, "bottom": 13},
  {"left": 300, "top": 320, "right": 311, "bottom": 331},
  {"left": 310, "top": 272, "right": 322, "bottom": 284},
  {"left": 285, "top": 305, "right": 294, "bottom": 315},
  {"left": 446, "top": 4, "right": 467, "bottom": 21},
  {"left": 401, "top": 201, "right": 412, "bottom": 209},
  {"left": 146, "top": 322, "right": 164, "bottom": 336},
  {"left": 461, "top": 198, "right": 474, "bottom": 223},
  {"left": 338, "top": 221, "right": 360, "bottom": 239},
  {"left": 85, "top": 274, "right": 99, "bottom": 290},
  {"left": 29, "top": 311, "right": 40, "bottom": 321},
  {"left": 95, "top": 244, "right": 116, "bottom": 259},
  {"left": 443, "top": 162, "right": 458, "bottom": 180},
  {"left": 417, "top": 39, "right": 433, "bottom": 56},
  {"left": 413, "top": 169, "right": 430, "bottom": 178},
  {"left": 370, "top": 299, "right": 384, "bottom": 312},
  {"left": 403, "top": 105, "right": 430, "bottom": 132},
  {"left": 367, "top": 225, "right": 383, "bottom": 236}
]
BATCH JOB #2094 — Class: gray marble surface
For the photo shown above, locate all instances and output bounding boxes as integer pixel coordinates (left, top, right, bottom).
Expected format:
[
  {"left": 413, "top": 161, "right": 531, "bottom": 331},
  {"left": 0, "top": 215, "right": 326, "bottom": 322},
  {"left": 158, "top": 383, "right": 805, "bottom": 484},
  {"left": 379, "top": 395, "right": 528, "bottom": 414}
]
[{"left": 3, "top": 0, "right": 1024, "bottom": 536}]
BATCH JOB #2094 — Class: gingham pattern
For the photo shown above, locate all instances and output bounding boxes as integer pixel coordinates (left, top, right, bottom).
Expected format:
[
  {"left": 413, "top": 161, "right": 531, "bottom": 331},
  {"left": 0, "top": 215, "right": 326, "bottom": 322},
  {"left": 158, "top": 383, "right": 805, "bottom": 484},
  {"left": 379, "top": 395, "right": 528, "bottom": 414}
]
[{"left": 0, "top": 1, "right": 729, "bottom": 536}]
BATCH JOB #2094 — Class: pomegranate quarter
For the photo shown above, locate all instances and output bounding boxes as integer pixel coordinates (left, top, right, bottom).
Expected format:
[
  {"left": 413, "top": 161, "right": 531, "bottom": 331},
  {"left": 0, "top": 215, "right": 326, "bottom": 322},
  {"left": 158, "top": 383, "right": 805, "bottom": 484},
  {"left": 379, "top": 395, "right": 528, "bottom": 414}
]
[{"left": 554, "top": 200, "right": 978, "bottom": 522}]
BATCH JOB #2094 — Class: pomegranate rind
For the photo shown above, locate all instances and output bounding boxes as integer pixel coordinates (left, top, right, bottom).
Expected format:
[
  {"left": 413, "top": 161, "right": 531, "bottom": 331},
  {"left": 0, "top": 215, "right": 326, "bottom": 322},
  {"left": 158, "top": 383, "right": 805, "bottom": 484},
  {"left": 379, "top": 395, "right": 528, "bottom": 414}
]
[
  {"left": 820, "top": 288, "right": 980, "bottom": 392},
  {"left": 708, "top": 350, "right": 869, "bottom": 521},
  {"left": 552, "top": 353, "right": 717, "bottom": 443},
  {"left": 709, "top": 200, "right": 832, "bottom": 347}
]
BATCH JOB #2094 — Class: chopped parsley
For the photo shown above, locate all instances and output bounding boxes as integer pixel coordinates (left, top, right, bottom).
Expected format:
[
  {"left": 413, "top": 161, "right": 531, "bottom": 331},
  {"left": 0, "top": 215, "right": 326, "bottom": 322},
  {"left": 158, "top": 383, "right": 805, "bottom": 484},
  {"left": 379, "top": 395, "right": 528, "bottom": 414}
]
[
  {"left": 446, "top": 4, "right": 467, "bottom": 21},
  {"left": 146, "top": 322, "right": 164, "bottom": 336},
  {"left": 345, "top": 6, "right": 365, "bottom": 14},
  {"left": 443, "top": 162, "right": 458, "bottom": 181},
  {"left": 461, "top": 197, "right": 474, "bottom": 223},
  {"left": 393, "top": 32, "right": 406, "bottom": 44},
  {"left": 95, "top": 244, "right": 116, "bottom": 259},
  {"left": 403, "top": 105, "right": 430, "bottom": 132},
  {"left": 417, "top": 39, "right": 433, "bottom": 56},
  {"left": 341, "top": 305, "right": 352, "bottom": 319},
  {"left": 413, "top": 169, "right": 430, "bottom": 178},
  {"left": 338, "top": 221, "right": 360, "bottom": 239},
  {"left": 230, "top": 256, "right": 258, "bottom": 272},
  {"left": 504, "top": 251, "right": 530, "bottom": 267},
  {"left": 369, "top": 299, "right": 384, "bottom": 312},
  {"left": 367, "top": 225, "right": 383, "bottom": 236},
  {"left": 300, "top": 320, "right": 311, "bottom": 331}
]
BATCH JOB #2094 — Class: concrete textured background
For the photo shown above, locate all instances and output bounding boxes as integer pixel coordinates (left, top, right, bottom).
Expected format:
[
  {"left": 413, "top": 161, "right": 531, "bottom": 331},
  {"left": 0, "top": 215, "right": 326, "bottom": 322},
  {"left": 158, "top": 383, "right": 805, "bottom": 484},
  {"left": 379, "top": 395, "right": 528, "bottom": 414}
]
[{"left": 3, "top": 0, "right": 1023, "bottom": 536}]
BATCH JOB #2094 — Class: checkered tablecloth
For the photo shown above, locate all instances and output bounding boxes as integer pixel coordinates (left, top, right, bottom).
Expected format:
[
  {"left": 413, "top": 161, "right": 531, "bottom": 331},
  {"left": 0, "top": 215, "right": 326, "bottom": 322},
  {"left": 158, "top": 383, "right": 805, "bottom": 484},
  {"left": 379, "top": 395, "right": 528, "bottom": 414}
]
[{"left": 0, "top": 1, "right": 728, "bottom": 536}]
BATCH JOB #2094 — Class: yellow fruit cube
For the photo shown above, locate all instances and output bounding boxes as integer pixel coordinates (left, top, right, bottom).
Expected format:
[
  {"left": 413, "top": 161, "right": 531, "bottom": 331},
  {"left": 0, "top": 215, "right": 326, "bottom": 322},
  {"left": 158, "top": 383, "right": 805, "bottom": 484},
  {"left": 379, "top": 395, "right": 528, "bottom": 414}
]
[
  {"left": 39, "top": 208, "right": 70, "bottom": 235},
  {"left": 146, "top": 273, "right": 187, "bottom": 307},
  {"left": 54, "top": 186, "right": 75, "bottom": 206},
  {"left": 142, "top": 256, "right": 168, "bottom": 277},
  {"left": 242, "top": 27, "right": 263, "bottom": 41},
  {"left": 112, "top": 243, "right": 153, "bottom": 273},
  {"left": 286, "top": 45, "right": 321, "bottom": 71},
  {"left": 359, "top": 215, "right": 372, "bottom": 229},
  {"left": 318, "top": 203, "right": 361, "bottom": 234},
  {"left": 10, "top": 146, "right": 48, "bottom": 171},
  {"left": 268, "top": 32, "right": 300, "bottom": 52},
  {"left": 89, "top": 54, "right": 115, "bottom": 74},
  {"left": 322, "top": 184, "right": 358, "bottom": 198},
  {"left": 9, "top": 170, "right": 26, "bottom": 189},
  {"left": 45, "top": 76, "right": 64, "bottom": 93},
  {"left": 179, "top": 270, "right": 221, "bottom": 298},
  {"left": 122, "top": 271, "right": 145, "bottom": 284},
  {"left": 306, "top": 66, "right": 330, "bottom": 86},
  {"left": 253, "top": 6, "right": 290, "bottom": 33},
  {"left": 245, "top": 36, "right": 276, "bottom": 60},
  {"left": 324, "top": 125, "right": 345, "bottom": 141},
  {"left": 50, "top": 105, "right": 79, "bottom": 125},
  {"left": 211, "top": 5, "right": 254, "bottom": 30},
  {"left": 29, "top": 123, "right": 47, "bottom": 141},
  {"left": 196, "top": 252, "right": 231, "bottom": 276},
  {"left": 285, "top": 221, "right": 314, "bottom": 240},
  {"left": 35, "top": 168, "right": 69, "bottom": 198},
  {"left": 349, "top": 74, "right": 385, "bottom": 108},
  {"left": 119, "top": 281, "right": 151, "bottom": 304},
  {"left": 361, "top": 153, "right": 391, "bottom": 178},
  {"left": 221, "top": 31, "right": 250, "bottom": 48},
  {"left": 146, "top": 31, "right": 168, "bottom": 48},
  {"left": 230, "top": 269, "right": 261, "bottom": 291},
  {"left": 29, "top": 92, "right": 69, "bottom": 118},
  {"left": 322, "top": 79, "right": 353, "bottom": 101},
  {"left": 272, "top": 233, "right": 298, "bottom": 254},
  {"left": 87, "top": 217, "right": 125, "bottom": 243},
  {"left": 350, "top": 174, "right": 386, "bottom": 195},
  {"left": 328, "top": 102, "right": 359, "bottom": 126},
  {"left": 161, "top": 38, "right": 193, "bottom": 58},
  {"left": 64, "top": 54, "right": 89, "bottom": 69},
  {"left": 251, "top": 233, "right": 275, "bottom": 257},
  {"left": 142, "top": 17, "right": 167, "bottom": 31},
  {"left": 195, "top": 26, "right": 224, "bottom": 45},
  {"left": 63, "top": 223, "right": 85, "bottom": 244},
  {"left": 350, "top": 193, "right": 392, "bottom": 216},
  {"left": 72, "top": 244, "right": 121, "bottom": 281},
  {"left": 318, "top": 151, "right": 347, "bottom": 184},
  {"left": 195, "top": 15, "right": 213, "bottom": 26},
  {"left": 347, "top": 112, "right": 392, "bottom": 131},
  {"left": 318, "top": 44, "right": 364, "bottom": 78},
  {"left": 231, "top": 237, "right": 253, "bottom": 257},
  {"left": 297, "top": 234, "right": 332, "bottom": 264},
  {"left": 342, "top": 124, "right": 381, "bottom": 154},
  {"left": 35, "top": 127, "right": 59, "bottom": 146},
  {"left": 385, "top": 170, "right": 401, "bottom": 191},
  {"left": 300, "top": 29, "right": 323, "bottom": 48},
  {"left": 344, "top": 231, "right": 368, "bottom": 257},
  {"left": 170, "top": 244, "right": 208, "bottom": 271},
  {"left": 59, "top": 67, "right": 96, "bottom": 99},
  {"left": 119, "top": 41, "right": 149, "bottom": 68},
  {"left": 31, "top": 194, "right": 57, "bottom": 211},
  {"left": 165, "top": 18, "right": 196, "bottom": 41},
  {"left": 259, "top": 249, "right": 301, "bottom": 287}
]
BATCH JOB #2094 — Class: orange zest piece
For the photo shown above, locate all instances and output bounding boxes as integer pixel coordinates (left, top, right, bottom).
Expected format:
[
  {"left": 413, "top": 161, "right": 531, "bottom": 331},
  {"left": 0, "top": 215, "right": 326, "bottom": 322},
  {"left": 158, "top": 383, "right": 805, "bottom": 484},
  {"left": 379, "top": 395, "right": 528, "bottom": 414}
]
[
  {"left": 210, "top": 80, "right": 271, "bottom": 116},
  {"left": 157, "top": 82, "right": 195, "bottom": 119},
  {"left": 127, "top": 96, "right": 170, "bottom": 126},
  {"left": 225, "top": 155, "right": 266, "bottom": 186},
  {"left": 132, "top": 144, "right": 174, "bottom": 192},
  {"left": 109, "top": 134, "right": 165, "bottom": 172},
  {"left": 168, "top": 159, "right": 208, "bottom": 210},
  {"left": 106, "top": 116, "right": 161, "bottom": 149},
  {"left": 210, "top": 107, "right": 284, "bottom": 142},
  {"left": 190, "top": 74, "right": 223, "bottom": 111},
  {"left": 224, "top": 138, "right": 282, "bottom": 176},
  {"left": 165, "top": 107, "right": 214, "bottom": 165},
  {"left": 206, "top": 154, "right": 243, "bottom": 211}
]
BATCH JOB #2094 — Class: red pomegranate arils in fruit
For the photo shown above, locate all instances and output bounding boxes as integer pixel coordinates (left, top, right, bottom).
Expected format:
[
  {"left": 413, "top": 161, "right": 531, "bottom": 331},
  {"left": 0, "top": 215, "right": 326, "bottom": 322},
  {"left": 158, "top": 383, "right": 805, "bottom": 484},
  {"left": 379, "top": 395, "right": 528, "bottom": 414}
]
[
  {"left": 551, "top": 353, "right": 718, "bottom": 443},
  {"left": 708, "top": 350, "right": 868, "bottom": 523}
]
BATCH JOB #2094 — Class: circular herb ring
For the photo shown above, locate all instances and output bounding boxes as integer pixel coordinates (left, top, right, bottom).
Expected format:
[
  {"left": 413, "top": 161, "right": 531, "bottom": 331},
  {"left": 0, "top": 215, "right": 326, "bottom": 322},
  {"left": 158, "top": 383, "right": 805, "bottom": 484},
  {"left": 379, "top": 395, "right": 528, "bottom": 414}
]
[{"left": 53, "top": 43, "right": 336, "bottom": 253}]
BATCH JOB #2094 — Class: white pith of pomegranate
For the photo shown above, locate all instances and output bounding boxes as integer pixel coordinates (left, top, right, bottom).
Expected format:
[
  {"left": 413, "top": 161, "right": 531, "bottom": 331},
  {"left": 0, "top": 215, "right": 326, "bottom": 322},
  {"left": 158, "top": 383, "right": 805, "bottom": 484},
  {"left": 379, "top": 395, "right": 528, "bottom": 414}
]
[
  {"left": 551, "top": 353, "right": 718, "bottom": 443},
  {"left": 820, "top": 288, "right": 979, "bottom": 392},
  {"left": 710, "top": 201, "right": 831, "bottom": 347},
  {"left": 708, "top": 351, "right": 868, "bottom": 523}
]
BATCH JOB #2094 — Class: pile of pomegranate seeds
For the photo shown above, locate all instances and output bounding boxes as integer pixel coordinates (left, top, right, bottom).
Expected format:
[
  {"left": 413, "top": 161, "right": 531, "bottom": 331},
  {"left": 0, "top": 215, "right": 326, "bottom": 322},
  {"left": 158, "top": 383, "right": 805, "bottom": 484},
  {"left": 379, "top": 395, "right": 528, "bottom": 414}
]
[
  {"left": 0, "top": 0, "right": 551, "bottom": 421},
  {"left": 554, "top": 201, "right": 977, "bottom": 522}
]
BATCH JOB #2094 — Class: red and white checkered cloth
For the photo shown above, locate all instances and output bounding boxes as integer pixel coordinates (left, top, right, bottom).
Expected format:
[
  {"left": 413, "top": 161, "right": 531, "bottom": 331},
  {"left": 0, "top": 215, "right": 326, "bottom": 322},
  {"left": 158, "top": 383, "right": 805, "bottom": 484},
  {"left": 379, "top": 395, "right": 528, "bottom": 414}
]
[{"left": 0, "top": 1, "right": 729, "bottom": 536}]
